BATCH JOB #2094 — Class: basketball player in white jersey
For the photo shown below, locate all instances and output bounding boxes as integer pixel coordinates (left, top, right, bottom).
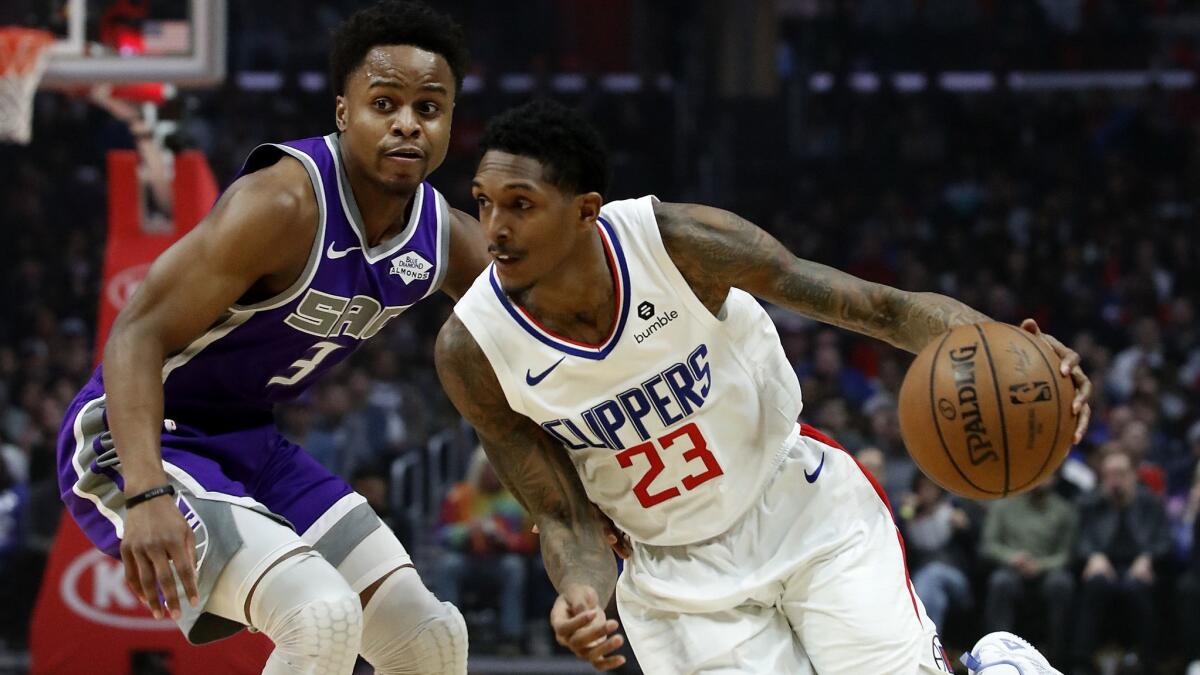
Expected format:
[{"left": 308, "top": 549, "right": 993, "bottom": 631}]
[{"left": 436, "top": 100, "right": 1091, "bottom": 675}]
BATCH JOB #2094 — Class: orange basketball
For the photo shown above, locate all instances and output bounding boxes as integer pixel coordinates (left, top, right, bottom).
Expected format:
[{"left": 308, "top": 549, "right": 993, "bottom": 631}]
[{"left": 898, "top": 322, "right": 1076, "bottom": 500}]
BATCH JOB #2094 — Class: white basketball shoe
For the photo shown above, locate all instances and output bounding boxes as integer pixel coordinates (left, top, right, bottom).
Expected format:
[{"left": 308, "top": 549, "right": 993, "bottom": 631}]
[{"left": 961, "top": 631, "right": 1063, "bottom": 675}]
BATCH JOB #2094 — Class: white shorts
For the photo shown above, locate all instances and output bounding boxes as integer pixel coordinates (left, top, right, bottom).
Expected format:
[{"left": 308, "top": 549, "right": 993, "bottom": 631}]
[{"left": 616, "top": 424, "right": 955, "bottom": 675}]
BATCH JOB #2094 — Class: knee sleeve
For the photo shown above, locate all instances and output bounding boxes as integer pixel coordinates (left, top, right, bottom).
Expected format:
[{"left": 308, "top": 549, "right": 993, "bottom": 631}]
[
  {"left": 252, "top": 550, "right": 363, "bottom": 675},
  {"left": 360, "top": 566, "right": 468, "bottom": 675}
]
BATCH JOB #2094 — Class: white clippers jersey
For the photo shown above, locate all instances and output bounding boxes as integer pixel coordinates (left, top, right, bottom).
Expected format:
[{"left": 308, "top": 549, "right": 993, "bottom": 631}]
[{"left": 454, "top": 196, "right": 803, "bottom": 546}]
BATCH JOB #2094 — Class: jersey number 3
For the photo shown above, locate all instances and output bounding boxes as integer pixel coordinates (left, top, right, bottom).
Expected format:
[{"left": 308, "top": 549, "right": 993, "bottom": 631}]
[
  {"left": 267, "top": 341, "right": 343, "bottom": 387},
  {"left": 615, "top": 422, "right": 723, "bottom": 508}
]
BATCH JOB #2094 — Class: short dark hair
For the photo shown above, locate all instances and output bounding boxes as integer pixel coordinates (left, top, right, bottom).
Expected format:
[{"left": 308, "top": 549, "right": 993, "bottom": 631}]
[
  {"left": 329, "top": 0, "right": 469, "bottom": 97},
  {"left": 480, "top": 99, "right": 609, "bottom": 196}
]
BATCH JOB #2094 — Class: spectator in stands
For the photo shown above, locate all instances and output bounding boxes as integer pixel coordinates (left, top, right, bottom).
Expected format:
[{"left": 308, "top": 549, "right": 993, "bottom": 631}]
[
  {"left": 350, "top": 463, "right": 394, "bottom": 533},
  {"left": 899, "top": 473, "right": 975, "bottom": 628},
  {"left": 1166, "top": 421, "right": 1200, "bottom": 498},
  {"left": 1109, "top": 318, "right": 1164, "bottom": 401},
  {"left": 855, "top": 446, "right": 886, "bottom": 484},
  {"left": 980, "top": 480, "right": 1077, "bottom": 664},
  {"left": 1073, "top": 450, "right": 1171, "bottom": 674},
  {"left": 0, "top": 454, "right": 28, "bottom": 647},
  {"left": 795, "top": 329, "right": 876, "bottom": 407},
  {"left": 305, "top": 380, "right": 377, "bottom": 478},
  {"left": 1177, "top": 463, "right": 1200, "bottom": 675},
  {"left": 1119, "top": 418, "right": 1166, "bottom": 495},
  {"left": 867, "top": 399, "right": 917, "bottom": 502},
  {"left": 812, "top": 397, "right": 867, "bottom": 452},
  {"left": 433, "top": 448, "right": 536, "bottom": 654},
  {"left": 855, "top": 446, "right": 903, "bottom": 507}
]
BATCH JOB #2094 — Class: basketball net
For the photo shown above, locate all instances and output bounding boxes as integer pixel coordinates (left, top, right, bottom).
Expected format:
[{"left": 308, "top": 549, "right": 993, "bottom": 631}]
[{"left": 0, "top": 27, "right": 56, "bottom": 145}]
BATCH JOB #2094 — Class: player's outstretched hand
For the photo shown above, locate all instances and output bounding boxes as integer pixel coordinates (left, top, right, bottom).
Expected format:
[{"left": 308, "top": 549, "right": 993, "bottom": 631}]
[
  {"left": 551, "top": 584, "right": 626, "bottom": 671},
  {"left": 120, "top": 494, "right": 200, "bottom": 620},
  {"left": 1020, "top": 318, "right": 1092, "bottom": 444}
]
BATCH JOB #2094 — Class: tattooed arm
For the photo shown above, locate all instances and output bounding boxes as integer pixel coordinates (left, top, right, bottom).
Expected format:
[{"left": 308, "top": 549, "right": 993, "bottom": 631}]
[
  {"left": 653, "top": 201, "right": 989, "bottom": 354},
  {"left": 654, "top": 201, "right": 1092, "bottom": 440},
  {"left": 434, "top": 314, "right": 616, "bottom": 597},
  {"left": 435, "top": 315, "right": 626, "bottom": 670}
]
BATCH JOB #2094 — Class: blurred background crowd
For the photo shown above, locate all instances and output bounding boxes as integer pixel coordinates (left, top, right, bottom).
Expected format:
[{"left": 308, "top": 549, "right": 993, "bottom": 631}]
[{"left": 2, "top": 1, "right": 1200, "bottom": 673}]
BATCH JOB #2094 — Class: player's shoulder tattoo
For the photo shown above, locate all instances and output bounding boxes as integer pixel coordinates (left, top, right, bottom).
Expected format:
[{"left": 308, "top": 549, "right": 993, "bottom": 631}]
[
  {"left": 434, "top": 315, "right": 492, "bottom": 398},
  {"left": 434, "top": 315, "right": 524, "bottom": 435},
  {"left": 652, "top": 201, "right": 749, "bottom": 312}
]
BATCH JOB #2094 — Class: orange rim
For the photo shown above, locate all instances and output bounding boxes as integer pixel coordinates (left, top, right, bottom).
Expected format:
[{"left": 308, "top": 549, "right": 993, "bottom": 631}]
[{"left": 0, "top": 27, "right": 56, "bottom": 76}]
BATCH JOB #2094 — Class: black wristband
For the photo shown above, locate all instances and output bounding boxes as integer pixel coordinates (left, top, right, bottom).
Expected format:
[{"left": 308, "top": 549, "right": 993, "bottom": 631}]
[{"left": 126, "top": 484, "right": 176, "bottom": 509}]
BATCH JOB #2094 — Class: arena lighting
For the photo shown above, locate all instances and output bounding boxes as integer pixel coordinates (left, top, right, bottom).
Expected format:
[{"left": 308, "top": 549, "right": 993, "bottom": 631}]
[
  {"left": 892, "top": 72, "right": 927, "bottom": 92},
  {"left": 231, "top": 68, "right": 1194, "bottom": 95},
  {"left": 849, "top": 71, "right": 881, "bottom": 92},
  {"left": 297, "top": 71, "right": 324, "bottom": 92},
  {"left": 809, "top": 69, "right": 1196, "bottom": 93},
  {"left": 499, "top": 72, "right": 536, "bottom": 93},
  {"left": 551, "top": 73, "right": 587, "bottom": 92},
  {"left": 235, "top": 70, "right": 283, "bottom": 90},
  {"left": 938, "top": 72, "right": 996, "bottom": 91},
  {"left": 462, "top": 74, "right": 484, "bottom": 94},
  {"left": 234, "top": 71, "right": 675, "bottom": 93},
  {"left": 599, "top": 73, "right": 641, "bottom": 92}
]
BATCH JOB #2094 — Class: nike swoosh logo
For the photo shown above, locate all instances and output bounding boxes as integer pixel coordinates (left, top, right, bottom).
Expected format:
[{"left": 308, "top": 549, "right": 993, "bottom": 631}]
[
  {"left": 804, "top": 451, "right": 825, "bottom": 483},
  {"left": 525, "top": 356, "right": 566, "bottom": 386},
  {"left": 326, "top": 242, "right": 362, "bottom": 259}
]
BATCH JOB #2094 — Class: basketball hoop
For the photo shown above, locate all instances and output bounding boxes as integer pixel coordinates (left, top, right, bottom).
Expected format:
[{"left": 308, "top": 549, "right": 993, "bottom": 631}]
[{"left": 0, "top": 27, "right": 56, "bottom": 145}]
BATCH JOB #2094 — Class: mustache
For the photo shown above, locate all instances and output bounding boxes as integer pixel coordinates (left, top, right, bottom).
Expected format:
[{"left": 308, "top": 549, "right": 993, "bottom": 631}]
[{"left": 488, "top": 245, "right": 522, "bottom": 256}]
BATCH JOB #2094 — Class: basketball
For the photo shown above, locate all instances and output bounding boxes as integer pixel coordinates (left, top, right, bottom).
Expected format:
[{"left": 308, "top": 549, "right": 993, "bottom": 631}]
[{"left": 898, "top": 322, "right": 1076, "bottom": 500}]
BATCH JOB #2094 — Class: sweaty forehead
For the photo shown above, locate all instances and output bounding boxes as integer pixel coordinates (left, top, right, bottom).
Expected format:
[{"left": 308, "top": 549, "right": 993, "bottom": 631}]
[
  {"left": 474, "top": 151, "right": 550, "bottom": 186},
  {"left": 353, "top": 44, "right": 454, "bottom": 92}
]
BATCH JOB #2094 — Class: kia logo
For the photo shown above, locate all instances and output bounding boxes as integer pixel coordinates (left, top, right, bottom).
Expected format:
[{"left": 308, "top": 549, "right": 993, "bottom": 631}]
[
  {"left": 637, "top": 301, "right": 655, "bottom": 320},
  {"left": 60, "top": 549, "right": 175, "bottom": 630},
  {"left": 105, "top": 263, "right": 152, "bottom": 311}
]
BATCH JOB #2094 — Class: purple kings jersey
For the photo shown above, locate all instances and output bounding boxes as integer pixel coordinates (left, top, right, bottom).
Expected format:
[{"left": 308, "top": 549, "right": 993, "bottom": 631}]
[
  {"left": 115, "top": 133, "right": 449, "bottom": 425},
  {"left": 55, "top": 134, "right": 450, "bottom": 645}
]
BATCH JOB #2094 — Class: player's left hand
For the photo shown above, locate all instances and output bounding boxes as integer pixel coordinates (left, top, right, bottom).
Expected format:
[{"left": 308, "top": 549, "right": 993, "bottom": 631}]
[
  {"left": 1020, "top": 319, "right": 1092, "bottom": 444},
  {"left": 550, "top": 584, "right": 626, "bottom": 671}
]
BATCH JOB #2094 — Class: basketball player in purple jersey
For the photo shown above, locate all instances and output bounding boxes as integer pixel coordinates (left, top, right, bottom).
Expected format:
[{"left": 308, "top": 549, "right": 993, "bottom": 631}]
[
  {"left": 437, "top": 101, "right": 1092, "bottom": 674},
  {"left": 56, "top": 2, "right": 487, "bottom": 672}
]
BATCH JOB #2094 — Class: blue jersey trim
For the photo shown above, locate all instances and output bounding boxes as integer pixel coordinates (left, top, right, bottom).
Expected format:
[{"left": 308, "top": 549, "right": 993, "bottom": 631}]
[{"left": 488, "top": 216, "right": 631, "bottom": 361}]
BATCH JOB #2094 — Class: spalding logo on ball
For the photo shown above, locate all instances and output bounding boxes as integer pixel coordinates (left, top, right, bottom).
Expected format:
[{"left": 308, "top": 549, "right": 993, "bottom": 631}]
[{"left": 898, "top": 322, "right": 1076, "bottom": 500}]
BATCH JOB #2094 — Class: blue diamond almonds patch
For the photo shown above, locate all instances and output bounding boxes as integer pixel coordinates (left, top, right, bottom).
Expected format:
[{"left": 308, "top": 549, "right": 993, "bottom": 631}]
[{"left": 389, "top": 251, "right": 433, "bottom": 284}]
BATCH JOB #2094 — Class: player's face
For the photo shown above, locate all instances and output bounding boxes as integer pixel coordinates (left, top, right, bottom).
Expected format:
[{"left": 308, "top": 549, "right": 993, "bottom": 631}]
[
  {"left": 336, "top": 45, "right": 455, "bottom": 195},
  {"left": 472, "top": 151, "right": 597, "bottom": 294}
]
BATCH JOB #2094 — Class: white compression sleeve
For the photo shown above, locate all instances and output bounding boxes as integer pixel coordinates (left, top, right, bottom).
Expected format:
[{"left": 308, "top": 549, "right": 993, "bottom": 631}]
[
  {"left": 359, "top": 565, "right": 468, "bottom": 675},
  {"left": 253, "top": 550, "right": 364, "bottom": 675}
]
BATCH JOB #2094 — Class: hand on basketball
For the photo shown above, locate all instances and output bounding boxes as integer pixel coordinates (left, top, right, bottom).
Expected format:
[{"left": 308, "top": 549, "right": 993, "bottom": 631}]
[
  {"left": 120, "top": 494, "right": 200, "bottom": 620},
  {"left": 550, "top": 584, "right": 626, "bottom": 671},
  {"left": 1019, "top": 319, "right": 1092, "bottom": 444}
]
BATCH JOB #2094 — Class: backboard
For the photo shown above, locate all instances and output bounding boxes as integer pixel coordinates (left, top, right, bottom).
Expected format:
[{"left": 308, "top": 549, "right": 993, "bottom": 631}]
[{"left": 3, "top": 0, "right": 225, "bottom": 88}]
